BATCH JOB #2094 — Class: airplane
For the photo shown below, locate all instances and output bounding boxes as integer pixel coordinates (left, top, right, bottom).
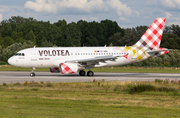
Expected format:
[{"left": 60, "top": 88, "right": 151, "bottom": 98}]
[{"left": 8, "top": 18, "right": 169, "bottom": 77}]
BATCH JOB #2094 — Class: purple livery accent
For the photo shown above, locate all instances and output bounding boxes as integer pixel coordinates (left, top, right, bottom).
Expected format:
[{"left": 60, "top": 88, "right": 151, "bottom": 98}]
[{"left": 39, "top": 50, "right": 70, "bottom": 56}]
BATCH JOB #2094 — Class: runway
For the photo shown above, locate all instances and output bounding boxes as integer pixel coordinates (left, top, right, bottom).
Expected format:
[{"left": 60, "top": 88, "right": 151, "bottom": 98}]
[{"left": 0, "top": 71, "right": 180, "bottom": 84}]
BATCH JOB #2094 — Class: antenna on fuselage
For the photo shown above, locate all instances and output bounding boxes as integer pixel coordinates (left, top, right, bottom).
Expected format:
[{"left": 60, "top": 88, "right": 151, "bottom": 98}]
[
  {"left": 104, "top": 45, "right": 106, "bottom": 47},
  {"left": 34, "top": 46, "right": 36, "bottom": 48}
]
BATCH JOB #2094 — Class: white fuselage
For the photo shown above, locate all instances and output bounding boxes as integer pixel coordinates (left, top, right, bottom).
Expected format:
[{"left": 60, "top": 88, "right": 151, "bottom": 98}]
[{"left": 8, "top": 46, "right": 144, "bottom": 68}]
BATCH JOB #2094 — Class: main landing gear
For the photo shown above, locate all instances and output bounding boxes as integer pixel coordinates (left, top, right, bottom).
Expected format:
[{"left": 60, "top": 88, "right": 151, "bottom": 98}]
[
  {"left": 30, "top": 67, "right": 36, "bottom": 77},
  {"left": 79, "top": 67, "right": 94, "bottom": 77},
  {"left": 87, "top": 71, "right": 94, "bottom": 76},
  {"left": 79, "top": 70, "right": 86, "bottom": 76},
  {"left": 79, "top": 70, "right": 94, "bottom": 76}
]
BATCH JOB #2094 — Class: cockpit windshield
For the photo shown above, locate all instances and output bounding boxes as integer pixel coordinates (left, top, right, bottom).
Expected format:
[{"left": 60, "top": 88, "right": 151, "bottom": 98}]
[{"left": 15, "top": 53, "right": 25, "bottom": 56}]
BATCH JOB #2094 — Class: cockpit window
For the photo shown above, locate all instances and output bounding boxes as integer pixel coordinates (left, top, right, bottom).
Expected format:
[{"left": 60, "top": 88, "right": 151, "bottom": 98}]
[{"left": 15, "top": 53, "right": 25, "bottom": 56}]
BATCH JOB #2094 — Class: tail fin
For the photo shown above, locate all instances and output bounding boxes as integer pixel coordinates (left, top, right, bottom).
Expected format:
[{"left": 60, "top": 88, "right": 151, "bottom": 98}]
[{"left": 133, "top": 18, "right": 166, "bottom": 50}]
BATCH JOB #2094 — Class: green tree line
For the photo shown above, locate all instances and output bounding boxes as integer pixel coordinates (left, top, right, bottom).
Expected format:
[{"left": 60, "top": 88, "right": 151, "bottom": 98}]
[
  {"left": 0, "top": 16, "right": 180, "bottom": 66},
  {"left": 0, "top": 16, "right": 124, "bottom": 48}
]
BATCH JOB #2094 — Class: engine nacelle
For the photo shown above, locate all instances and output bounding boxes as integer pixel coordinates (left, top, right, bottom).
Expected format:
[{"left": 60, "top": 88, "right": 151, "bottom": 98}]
[
  {"left": 49, "top": 67, "right": 60, "bottom": 73},
  {"left": 60, "top": 63, "right": 79, "bottom": 74}
]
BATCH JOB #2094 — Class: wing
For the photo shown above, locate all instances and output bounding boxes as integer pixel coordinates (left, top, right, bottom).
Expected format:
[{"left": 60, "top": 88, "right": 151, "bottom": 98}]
[{"left": 65, "top": 55, "right": 121, "bottom": 67}]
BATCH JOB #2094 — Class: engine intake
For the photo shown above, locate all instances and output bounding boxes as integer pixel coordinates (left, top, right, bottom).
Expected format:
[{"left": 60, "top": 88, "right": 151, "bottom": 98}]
[{"left": 60, "top": 63, "right": 79, "bottom": 74}]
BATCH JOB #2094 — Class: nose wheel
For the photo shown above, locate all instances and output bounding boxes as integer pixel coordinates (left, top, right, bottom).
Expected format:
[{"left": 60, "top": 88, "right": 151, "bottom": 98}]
[
  {"left": 30, "top": 67, "right": 36, "bottom": 77},
  {"left": 30, "top": 72, "right": 35, "bottom": 77}
]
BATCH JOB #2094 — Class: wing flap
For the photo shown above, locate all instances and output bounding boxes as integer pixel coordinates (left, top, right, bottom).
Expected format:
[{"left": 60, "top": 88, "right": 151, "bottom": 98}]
[{"left": 65, "top": 55, "right": 119, "bottom": 63}]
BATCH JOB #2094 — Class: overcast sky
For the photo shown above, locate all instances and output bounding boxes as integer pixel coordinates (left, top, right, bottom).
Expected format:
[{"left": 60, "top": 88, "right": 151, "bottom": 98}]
[{"left": 0, "top": 0, "right": 180, "bottom": 28}]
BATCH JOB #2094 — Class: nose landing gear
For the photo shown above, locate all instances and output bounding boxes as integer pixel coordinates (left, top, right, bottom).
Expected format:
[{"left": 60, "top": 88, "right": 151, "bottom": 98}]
[
  {"left": 30, "top": 72, "right": 35, "bottom": 77},
  {"left": 30, "top": 67, "right": 36, "bottom": 77}
]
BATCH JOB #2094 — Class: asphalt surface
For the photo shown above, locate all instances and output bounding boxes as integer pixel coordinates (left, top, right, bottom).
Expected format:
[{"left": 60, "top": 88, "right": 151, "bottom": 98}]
[{"left": 0, "top": 71, "right": 180, "bottom": 84}]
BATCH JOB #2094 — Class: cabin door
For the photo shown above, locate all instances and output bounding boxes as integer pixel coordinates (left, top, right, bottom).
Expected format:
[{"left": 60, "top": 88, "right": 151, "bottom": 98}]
[{"left": 31, "top": 49, "right": 37, "bottom": 61}]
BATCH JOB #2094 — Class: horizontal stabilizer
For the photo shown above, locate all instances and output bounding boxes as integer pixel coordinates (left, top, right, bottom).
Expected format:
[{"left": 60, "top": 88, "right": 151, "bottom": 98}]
[
  {"left": 146, "top": 49, "right": 168, "bottom": 53},
  {"left": 146, "top": 49, "right": 170, "bottom": 55}
]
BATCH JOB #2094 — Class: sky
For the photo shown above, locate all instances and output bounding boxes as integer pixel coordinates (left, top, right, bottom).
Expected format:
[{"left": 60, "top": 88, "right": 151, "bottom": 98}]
[{"left": 0, "top": 0, "right": 180, "bottom": 28}]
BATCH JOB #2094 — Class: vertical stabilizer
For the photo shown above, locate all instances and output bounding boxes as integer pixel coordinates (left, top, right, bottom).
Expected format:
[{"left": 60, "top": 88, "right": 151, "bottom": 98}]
[{"left": 133, "top": 18, "right": 166, "bottom": 50}]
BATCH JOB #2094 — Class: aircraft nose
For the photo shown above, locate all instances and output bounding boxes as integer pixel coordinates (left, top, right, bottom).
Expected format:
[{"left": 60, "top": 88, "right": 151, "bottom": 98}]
[{"left": 8, "top": 57, "right": 15, "bottom": 66}]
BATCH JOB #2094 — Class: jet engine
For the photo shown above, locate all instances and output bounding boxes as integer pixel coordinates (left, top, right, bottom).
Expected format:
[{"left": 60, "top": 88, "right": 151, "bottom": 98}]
[
  {"left": 49, "top": 67, "right": 60, "bottom": 73},
  {"left": 60, "top": 63, "right": 80, "bottom": 74}
]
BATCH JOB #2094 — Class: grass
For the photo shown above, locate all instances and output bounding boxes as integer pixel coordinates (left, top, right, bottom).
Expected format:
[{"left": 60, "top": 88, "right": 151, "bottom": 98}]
[
  {"left": 0, "top": 80, "right": 180, "bottom": 117},
  {"left": 0, "top": 65, "right": 48, "bottom": 72},
  {"left": 0, "top": 65, "right": 180, "bottom": 73}
]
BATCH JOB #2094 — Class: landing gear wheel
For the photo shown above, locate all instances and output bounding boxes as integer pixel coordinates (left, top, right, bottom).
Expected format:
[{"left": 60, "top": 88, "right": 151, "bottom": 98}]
[
  {"left": 30, "top": 72, "right": 35, "bottom": 77},
  {"left": 79, "top": 71, "right": 86, "bottom": 76},
  {"left": 87, "top": 71, "right": 94, "bottom": 76},
  {"left": 30, "top": 67, "right": 36, "bottom": 77}
]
